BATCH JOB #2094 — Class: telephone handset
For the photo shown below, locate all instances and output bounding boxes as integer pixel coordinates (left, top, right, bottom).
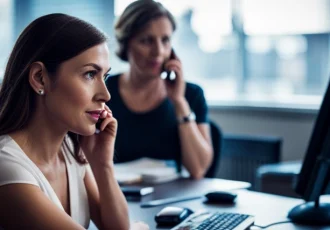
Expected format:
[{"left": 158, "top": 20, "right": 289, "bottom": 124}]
[
  {"left": 95, "top": 118, "right": 103, "bottom": 134},
  {"left": 160, "top": 48, "right": 176, "bottom": 82}
]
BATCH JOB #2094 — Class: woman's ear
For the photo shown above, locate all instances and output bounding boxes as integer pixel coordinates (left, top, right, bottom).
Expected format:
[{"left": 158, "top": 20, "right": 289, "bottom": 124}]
[{"left": 29, "top": 62, "right": 48, "bottom": 95}]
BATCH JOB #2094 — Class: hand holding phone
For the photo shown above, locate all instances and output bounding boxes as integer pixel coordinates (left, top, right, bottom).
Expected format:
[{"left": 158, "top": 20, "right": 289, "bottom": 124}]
[
  {"left": 79, "top": 108, "right": 117, "bottom": 168},
  {"left": 160, "top": 48, "right": 176, "bottom": 82},
  {"left": 160, "top": 48, "right": 185, "bottom": 102}
]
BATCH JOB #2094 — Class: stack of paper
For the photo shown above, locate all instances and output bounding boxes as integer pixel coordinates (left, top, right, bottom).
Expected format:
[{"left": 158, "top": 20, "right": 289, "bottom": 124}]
[
  {"left": 114, "top": 158, "right": 179, "bottom": 185},
  {"left": 141, "top": 167, "right": 179, "bottom": 184}
]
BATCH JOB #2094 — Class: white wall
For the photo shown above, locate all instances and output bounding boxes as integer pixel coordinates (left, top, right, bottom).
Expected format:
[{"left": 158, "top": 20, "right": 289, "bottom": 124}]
[{"left": 209, "top": 107, "right": 317, "bottom": 161}]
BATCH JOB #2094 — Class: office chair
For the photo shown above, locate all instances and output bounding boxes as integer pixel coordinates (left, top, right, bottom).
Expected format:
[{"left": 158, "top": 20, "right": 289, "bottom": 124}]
[
  {"left": 256, "top": 161, "right": 301, "bottom": 197},
  {"left": 216, "top": 134, "right": 281, "bottom": 190},
  {"left": 205, "top": 120, "right": 222, "bottom": 178}
]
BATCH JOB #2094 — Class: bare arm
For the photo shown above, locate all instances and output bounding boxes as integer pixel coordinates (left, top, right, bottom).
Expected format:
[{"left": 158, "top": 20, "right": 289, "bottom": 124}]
[
  {"left": 0, "top": 184, "right": 85, "bottom": 230},
  {"left": 80, "top": 109, "right": 129, "bottom": 230},
  {"left": 164, "top": 53, "right": 213, "bottom": 179},
  {"left": 175, "top": 98, "right": 213, "bottom": 179},
  {"left": 84, "top": 164, "right": 129, "bottom": 230}
]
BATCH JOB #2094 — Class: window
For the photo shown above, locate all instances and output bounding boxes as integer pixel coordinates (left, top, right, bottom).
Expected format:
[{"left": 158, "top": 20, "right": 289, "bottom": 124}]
[
  {"left": 0, "top": 0, "right": 13, "bottom": 79},
  {"left": 2, "top": 0, "right": 329, "bottom": 110},
  {"left": 241, "top": 0, "right": 330, "bottom": 109},
  {"left": 14, "top": 0, "right": 113, "bottom": 36},
  {"left": 1, "top": 0, "right": 114, "bottom": 82}
]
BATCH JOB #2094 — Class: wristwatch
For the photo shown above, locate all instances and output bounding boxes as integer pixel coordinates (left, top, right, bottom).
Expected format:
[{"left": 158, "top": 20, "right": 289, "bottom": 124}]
[{"left": 177, "top": 111, "right": 196, "bottom": 124}]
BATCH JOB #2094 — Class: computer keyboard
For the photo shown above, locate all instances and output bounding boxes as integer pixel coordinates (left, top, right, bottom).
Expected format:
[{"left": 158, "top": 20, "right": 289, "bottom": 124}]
[{"left": 171, "top": 210, "right": 254, "bottom": 230}]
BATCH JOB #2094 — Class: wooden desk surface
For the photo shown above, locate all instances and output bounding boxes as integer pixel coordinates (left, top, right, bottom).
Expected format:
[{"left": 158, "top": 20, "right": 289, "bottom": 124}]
[{"left": 127, "top": 178, "right": 330, "bottom": 230}]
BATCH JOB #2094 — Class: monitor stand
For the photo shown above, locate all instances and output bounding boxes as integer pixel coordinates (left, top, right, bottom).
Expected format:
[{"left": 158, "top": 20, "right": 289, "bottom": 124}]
[{"left": 288, "top": 197, "right": 330, "bottom": 225}]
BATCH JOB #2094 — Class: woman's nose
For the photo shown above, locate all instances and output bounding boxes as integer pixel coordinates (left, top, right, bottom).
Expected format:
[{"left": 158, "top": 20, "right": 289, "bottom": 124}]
[
  {"left": 152, "top": 40, "right": 165, "bottom": 57},
  {"left": 96, "top": 81, "right": 111, "bottom": 103}
]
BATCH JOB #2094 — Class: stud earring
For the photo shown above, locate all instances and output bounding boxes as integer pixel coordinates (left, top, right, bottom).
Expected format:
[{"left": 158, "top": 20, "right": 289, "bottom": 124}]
[{"left": 38, "top": 89, "right": 44, "bottom": 95}]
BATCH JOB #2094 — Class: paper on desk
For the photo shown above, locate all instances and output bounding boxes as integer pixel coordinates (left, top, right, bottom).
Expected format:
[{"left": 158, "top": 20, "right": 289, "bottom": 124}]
[
  {"left": 141, "top": 167, "right": 179, "bottom": 184},
  {"left": 114, "top": 158, "right": 179, "bottom": 184},
  {"left": 115, "top": 173, "right": 142, "bottom": 184}
]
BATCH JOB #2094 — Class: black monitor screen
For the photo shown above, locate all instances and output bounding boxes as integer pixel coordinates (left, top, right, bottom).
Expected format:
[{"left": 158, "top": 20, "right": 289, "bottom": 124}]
[
  {"left": 294, "top": 79, "right": 330, "bottom": 201},
  {"left": 288, "top": 78, "right": 330, "bottom": 225}
]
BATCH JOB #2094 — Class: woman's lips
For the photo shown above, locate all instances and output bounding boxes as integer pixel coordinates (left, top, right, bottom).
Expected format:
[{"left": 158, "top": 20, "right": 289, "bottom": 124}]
[
  {"left": 86, "top": 111, "right": 101, "bottom": 121},
  {"left": 148, "top": 61, "right": 162, "bottom": 69}
]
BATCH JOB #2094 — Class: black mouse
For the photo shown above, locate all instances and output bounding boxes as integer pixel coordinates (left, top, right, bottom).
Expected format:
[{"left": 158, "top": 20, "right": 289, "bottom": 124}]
[
  {"left": 155, "top": 206, "right": 194, "bottom": 226},
  {"left": 204, "top": 191, "right": 237, "bottom": 204}
]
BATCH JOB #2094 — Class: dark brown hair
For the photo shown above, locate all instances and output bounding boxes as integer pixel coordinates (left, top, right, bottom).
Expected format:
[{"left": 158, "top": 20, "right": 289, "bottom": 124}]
[
  {"left": 0, "top": 13, "right": 108, "bottom": 164},
  {"left": 115, "top": 0, "right": 176, "bottom": 61}
]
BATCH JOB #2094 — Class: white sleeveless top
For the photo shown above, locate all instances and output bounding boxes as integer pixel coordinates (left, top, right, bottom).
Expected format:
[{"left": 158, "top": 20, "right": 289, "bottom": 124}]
[{"left": 0, "top": 135, "right": 90, "bottom": 228}]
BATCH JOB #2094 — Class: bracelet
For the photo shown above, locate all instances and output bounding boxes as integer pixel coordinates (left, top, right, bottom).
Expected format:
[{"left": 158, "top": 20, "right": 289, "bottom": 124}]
[{"left": 177, "top": 111, "right": 196, "bottom": 124}]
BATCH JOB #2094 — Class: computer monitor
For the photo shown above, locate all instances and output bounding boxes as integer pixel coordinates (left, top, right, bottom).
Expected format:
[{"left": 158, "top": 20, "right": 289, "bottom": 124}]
[{"left": 288, "top": 78, "right": 330, "bottom": 225}]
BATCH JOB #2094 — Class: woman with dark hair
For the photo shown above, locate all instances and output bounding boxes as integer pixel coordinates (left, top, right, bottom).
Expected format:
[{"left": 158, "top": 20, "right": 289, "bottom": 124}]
[
  {"left": 106, "top": 0, "right": 213, "bottom": 179},
  {"left": 0, "top": 13, "right": 148, "bottom": 230}
]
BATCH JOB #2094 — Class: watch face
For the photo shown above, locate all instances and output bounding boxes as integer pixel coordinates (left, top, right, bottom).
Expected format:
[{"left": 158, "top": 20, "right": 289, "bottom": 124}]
[
  {"left": 180, "top": 112, "right": 196, "bottom": 123},
  {"left": 190, "top": 112, "right": 196, "bottom": 121}
]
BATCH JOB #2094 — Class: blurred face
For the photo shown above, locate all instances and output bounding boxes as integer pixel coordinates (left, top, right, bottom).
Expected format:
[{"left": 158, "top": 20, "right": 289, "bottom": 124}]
[
  {"left": 127, "top": 16, "right": 173, "bottom": 78},
  {"left": 44, "top": 43, "right": 111, "bottom": 135}
]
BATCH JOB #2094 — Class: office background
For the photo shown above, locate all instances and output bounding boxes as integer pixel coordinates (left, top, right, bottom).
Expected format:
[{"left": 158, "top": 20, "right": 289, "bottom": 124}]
[{"left": 0, "top": 0, "right": 328, "bottom": 162}]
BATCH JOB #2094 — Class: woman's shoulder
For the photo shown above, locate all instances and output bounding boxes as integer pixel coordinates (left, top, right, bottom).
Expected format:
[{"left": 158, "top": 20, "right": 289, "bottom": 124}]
[
  {"left": 0, "top": 134, "right": 12, "bottom": 148},
  {"left": 0, "top": 134, "right": 26, "bottom": 160},
  {"left": 0, "top": 135, "right": 39, "bottom": 187},
  {"left": 185, "top": 82, "right": 205, "bottom": 98}
]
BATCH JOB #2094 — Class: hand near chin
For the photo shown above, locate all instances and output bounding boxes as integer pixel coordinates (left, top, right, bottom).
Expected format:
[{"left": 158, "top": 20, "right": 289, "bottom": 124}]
[{"left": 79, "top": 106, "right": 117, "bottom": 167}]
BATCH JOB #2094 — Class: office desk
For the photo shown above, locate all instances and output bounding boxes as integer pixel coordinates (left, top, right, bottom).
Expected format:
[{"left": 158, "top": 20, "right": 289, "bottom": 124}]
[{"left": 127, "top": 178, "right": 330, "bottom": 230}]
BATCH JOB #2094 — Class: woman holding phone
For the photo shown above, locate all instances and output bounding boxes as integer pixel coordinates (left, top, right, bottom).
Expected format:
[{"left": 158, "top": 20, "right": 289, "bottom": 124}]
[
  {"left": 0, "top": 13, "right": 148, "bottom": 230},
  {"left": 106, "top": 0, "right": 213, "bottom": 179}
]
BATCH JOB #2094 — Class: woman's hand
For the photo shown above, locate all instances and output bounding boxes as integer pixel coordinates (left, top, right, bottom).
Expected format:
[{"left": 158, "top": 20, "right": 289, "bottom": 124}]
[
  {"left": 79, "top": 106, "right": 117, "bottom": 167},
  {"left": 163, "top": 50, "right": 186, "bottom": 103}
]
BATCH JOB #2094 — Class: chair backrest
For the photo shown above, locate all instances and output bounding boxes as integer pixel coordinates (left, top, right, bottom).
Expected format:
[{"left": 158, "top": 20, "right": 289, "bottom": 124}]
[
  {"left": 216, "top": 134, "right": 281, "bottom": 190},
  {"left": 205, "top": 120, "right": 222, "bottom": 178}
]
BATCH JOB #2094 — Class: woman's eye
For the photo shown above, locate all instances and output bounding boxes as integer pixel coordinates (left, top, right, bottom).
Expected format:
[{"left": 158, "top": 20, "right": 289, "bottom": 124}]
[
  {"left": 140, "top": 37, "right": 152, "bottom": 45},
  {"left": 162, "top": 37, "right": 170, "bottom": 44},
  {"left": 85, "top": 71, "right": 97, "bottom": 80}
]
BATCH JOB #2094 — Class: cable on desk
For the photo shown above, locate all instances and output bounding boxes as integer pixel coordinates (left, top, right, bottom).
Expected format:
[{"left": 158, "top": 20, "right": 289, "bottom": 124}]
[{"left": 252, "top": 220, "right": 292, "bottom": 229}]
